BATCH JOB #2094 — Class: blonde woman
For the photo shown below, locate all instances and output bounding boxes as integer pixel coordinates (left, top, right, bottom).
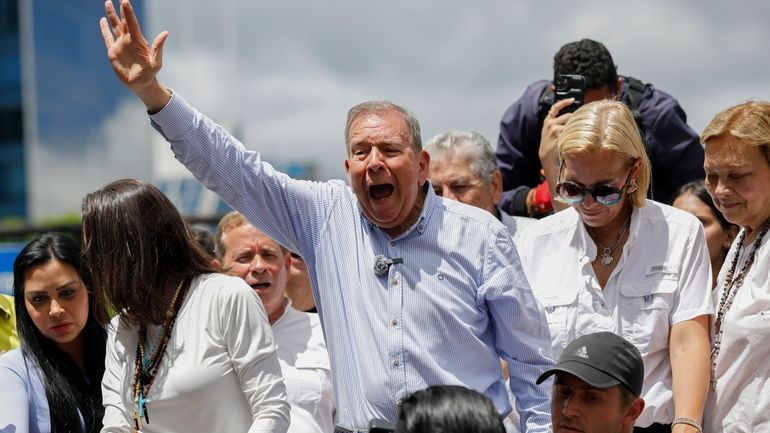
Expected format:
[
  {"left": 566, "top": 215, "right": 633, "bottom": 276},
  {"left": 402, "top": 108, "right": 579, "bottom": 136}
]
[{"left": 518, "top": 100, "right": 712, "bottom": 433}]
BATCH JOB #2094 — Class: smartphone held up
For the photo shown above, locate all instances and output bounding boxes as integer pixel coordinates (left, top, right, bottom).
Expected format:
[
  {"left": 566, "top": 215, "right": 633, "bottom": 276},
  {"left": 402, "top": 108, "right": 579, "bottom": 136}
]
[{"left": 554, "top": 74, "right": 586, "bottom": 114}]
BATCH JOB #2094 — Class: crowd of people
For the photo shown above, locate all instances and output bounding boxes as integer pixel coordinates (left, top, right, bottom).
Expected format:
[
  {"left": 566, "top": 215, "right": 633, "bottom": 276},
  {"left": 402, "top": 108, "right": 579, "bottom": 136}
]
[{"left": 0, "top": 1, "right": 768, "bottom": 433}]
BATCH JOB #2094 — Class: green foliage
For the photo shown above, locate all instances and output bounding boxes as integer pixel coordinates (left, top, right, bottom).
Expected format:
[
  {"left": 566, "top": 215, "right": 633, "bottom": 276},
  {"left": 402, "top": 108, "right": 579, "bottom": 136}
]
[{"left": 0, "top": 214, "right": 81, "bottom": 244}]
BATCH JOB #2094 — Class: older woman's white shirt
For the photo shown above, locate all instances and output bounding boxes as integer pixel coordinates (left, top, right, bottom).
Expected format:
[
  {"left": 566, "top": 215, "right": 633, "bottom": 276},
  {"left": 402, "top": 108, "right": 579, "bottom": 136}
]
[
  {"left": 706, "top": 229, "right": 770, "bottom": 433},
  {"left": 100, "top": 273, "right": 290, "bottom": 433},
  {"left": 517, "top": 202, "right": 712, "bottom": 428}
]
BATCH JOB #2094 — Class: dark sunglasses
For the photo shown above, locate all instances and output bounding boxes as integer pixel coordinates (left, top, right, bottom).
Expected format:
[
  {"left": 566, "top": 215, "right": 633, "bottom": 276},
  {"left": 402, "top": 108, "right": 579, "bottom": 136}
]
[{"left": 555, "top": 167, "right": 634, "bottom": 206}]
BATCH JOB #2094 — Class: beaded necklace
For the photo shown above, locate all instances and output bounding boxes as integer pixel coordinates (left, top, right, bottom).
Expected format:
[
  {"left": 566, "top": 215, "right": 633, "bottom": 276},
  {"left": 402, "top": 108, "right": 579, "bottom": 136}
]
[
  {"left": 131, "top": 278, "right": 188, "bottom": 432},
  {"left": 710, "top": 218, "right": 770, "bottom": 389}
]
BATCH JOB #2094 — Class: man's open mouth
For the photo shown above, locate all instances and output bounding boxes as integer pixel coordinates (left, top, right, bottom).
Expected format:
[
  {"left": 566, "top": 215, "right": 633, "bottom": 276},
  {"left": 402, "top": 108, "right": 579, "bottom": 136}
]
[
  {"left": 369, "top": 184, "right": 395, "bottom": 200},
  {"left": 251, "top": 282, "right": 271, "bottom": 291}
]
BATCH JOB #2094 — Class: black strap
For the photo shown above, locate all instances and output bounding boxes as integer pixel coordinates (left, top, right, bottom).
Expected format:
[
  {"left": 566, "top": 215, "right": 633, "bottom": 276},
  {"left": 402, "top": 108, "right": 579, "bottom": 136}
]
[
  {"left": 622, "top": 75, "right": 647, "bottom": 118},
  {"left": 537, "top": 86, "right": 555, "bottom": 127}
]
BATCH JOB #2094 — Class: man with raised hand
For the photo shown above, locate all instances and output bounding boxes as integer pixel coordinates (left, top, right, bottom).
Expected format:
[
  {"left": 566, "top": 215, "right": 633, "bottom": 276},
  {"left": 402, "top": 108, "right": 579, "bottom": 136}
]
[{"left": 99, "top": 2, "right": 554, "bottom": 431}]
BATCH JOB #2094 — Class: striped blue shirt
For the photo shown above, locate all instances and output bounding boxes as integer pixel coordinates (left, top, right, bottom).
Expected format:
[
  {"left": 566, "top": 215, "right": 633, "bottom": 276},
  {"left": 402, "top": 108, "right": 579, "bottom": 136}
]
[{"left": 150, "top": 93, "right": 554, "bottom": 432}]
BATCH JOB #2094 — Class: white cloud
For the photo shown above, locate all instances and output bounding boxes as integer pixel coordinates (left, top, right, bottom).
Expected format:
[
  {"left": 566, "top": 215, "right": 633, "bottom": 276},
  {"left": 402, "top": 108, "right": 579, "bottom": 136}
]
[
  {"left": 103, "top": 0, "right": 770, "bottom": 186},
  {"left": 28, "top": 97, "right": 154, "bottom": 219}
]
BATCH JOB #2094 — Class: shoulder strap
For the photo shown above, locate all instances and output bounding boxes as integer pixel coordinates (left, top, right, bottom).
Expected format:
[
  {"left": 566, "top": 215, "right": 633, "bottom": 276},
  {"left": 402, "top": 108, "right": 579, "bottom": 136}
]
[
  {"left": 622, "top": 75, "right": 646, "bottom": 117},
  {"left": 537, "top": 85, "right": 555, "bottom": 126}
]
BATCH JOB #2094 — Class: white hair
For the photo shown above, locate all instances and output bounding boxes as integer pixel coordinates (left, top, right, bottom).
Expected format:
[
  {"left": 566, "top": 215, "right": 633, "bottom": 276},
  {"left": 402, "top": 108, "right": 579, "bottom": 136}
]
[{"left": 425, "top": 130, "right": 497, "bottom": 183}]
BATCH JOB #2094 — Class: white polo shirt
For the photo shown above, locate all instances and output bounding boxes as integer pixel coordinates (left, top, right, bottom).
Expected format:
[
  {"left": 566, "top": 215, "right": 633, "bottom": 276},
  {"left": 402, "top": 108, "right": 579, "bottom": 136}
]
[
  {"left": 518, "top": 201, "right": 713, "bottom": 428},
  {"left": 273, "top": 302, "right": 335, "bottom": 433},
  {"left": 705, "top": 228, "right": 770, "bottom": 433}
]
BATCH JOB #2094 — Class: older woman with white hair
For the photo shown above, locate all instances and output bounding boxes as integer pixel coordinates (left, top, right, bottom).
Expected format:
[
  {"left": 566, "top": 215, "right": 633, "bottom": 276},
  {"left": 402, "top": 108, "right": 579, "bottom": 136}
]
[
  {"left": 702, "top": 101, "right": 770, "bottom": 433},
  {"left": 517, "top": 100, "right": 712, "bottom": 433}
]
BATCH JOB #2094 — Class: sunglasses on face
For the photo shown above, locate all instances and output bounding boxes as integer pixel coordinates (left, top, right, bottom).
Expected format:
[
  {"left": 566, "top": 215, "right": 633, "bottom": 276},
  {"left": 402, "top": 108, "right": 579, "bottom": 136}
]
[{"left": 555, "top": 167, "right": 634, "bottom": 206}]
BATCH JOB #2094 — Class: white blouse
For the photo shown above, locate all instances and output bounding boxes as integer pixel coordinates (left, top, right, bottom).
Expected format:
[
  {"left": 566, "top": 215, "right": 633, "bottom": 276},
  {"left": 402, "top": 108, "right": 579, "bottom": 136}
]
[
  {"left": 706, "top": 228, "right": 770, "bottom": 433},
  {"left": 517, "top": 202, "right": 713, "bottom": 427},
  {"left": 101, "top": 273, "right": 290, "bottom": 433}
]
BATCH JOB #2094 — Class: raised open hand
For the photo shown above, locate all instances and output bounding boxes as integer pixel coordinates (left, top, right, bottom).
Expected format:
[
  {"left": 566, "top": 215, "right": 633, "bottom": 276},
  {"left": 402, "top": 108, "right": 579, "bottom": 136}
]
[{"left": 100, "top": 0, "right": 171, "bottom": 110}]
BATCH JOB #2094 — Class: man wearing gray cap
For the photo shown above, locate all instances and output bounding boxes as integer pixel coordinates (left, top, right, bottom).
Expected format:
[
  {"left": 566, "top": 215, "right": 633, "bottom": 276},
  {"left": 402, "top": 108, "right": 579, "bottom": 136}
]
[{"left": 537, "top": 332, "right": 646, "bottom": 433}]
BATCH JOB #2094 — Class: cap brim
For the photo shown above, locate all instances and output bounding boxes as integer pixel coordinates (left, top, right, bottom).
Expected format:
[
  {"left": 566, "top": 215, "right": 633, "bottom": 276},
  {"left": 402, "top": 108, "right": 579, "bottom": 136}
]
[{"left": 537, "top": 359, "right": 622, "bottom": 389}]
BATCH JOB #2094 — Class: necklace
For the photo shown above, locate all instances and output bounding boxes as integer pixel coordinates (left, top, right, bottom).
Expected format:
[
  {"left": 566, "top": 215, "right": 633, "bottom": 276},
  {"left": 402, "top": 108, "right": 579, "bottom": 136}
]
[
  {"left": 587, "top": 215, "right": 631, "bottom": 266},
  {"left": 710, "top": 218, "right": 770, "bottom": 389},
  {"left": 131, "top": 278, "right": 188, "bottom": 432}
]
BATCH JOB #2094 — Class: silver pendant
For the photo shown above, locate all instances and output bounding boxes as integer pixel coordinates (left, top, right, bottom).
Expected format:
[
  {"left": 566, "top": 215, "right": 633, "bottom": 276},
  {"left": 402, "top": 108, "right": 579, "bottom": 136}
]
[{"left": 601, "top": 254, "right": 613, "bottom": 266}]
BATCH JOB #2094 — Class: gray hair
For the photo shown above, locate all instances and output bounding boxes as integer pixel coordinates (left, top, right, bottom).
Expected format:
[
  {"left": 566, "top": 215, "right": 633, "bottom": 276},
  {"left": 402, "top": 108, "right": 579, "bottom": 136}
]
[
  {"left": 425, "top": 130, "right": 497, "bottom": 183},
  {"left": 345, "top": 100, "right": 422, "bottom": 152}
]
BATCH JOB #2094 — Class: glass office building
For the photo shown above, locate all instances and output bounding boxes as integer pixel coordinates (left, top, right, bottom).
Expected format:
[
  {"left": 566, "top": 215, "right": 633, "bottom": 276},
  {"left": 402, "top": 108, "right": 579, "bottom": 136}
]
[
  {"left": 0, "top": 0, "right": 151, "bottom": 221},
  {"left": 2, "top": 0, "right": 320, "bottom": 223},
  {"left": 0, "top": 0, "right": 24, "bottom": 218}
]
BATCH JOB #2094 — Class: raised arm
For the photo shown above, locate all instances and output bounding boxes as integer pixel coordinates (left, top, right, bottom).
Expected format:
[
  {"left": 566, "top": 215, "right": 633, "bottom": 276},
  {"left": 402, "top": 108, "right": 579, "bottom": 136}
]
[
  {"left": 99, "top": 0, "right": 171, "bottom": 112},
  {"left": 538, "top": 98, "right": 576, "bottom": 213}
]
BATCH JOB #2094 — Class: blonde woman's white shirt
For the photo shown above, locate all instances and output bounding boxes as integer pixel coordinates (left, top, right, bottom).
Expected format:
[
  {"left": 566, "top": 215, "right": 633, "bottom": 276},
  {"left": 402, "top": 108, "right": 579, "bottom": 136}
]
[
  {"left": 273, "top": 302, "right": 334, "bottom": 433},
  {"left": 101, "top": 273, "right": 290, "bottom": 433},
  {"left": 706, "top": 228, "right": 770, "bottom": 433},
  {"left": 517, "top": 201, "right": 712, "bottom": 428}
]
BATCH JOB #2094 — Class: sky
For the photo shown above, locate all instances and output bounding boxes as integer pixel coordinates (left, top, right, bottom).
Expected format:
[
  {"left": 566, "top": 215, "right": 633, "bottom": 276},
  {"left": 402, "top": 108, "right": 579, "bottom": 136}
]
[
  {"left": 126, "top": 0, "right": 770, "bottom": 183},
  {"left": 23, "top": 0, "right": 768, "bottom": 220}
]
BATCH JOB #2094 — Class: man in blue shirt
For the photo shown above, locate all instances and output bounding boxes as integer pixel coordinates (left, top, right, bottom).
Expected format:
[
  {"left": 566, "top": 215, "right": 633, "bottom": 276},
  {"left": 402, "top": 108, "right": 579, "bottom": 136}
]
[{"left": 99, "top": 1, "right": 554, "bottom": 431}]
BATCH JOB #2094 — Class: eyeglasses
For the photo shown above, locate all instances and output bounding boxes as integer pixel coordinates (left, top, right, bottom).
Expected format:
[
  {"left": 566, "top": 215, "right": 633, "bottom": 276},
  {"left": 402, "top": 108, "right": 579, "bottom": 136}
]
[{"left": 555, "top": 168, "right": 634, "bottom": 206}]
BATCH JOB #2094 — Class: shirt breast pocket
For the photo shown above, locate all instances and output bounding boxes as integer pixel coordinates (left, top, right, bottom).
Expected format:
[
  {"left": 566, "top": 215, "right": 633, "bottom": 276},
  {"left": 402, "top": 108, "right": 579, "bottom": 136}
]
[
  {"left": 619, "top": 278, "right": 676, "bottom": 354},
  {"left": 540, "top": 291, "right": 577, "bottom": 357},
  {"left": 285, "top": 364, "right": 329, "bottom": 408}
]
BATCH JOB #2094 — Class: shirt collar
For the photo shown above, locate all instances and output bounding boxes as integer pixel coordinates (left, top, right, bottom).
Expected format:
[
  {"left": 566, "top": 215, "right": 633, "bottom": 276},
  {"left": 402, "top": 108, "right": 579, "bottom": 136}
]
[{"left": 272, "top": 297, "right": 293, "bottom": 326}]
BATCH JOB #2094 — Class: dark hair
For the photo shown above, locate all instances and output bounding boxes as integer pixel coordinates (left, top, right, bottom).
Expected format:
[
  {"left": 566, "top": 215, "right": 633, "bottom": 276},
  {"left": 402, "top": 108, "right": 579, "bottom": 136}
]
[
  {"left": 81, "top": 179, "right": 216, "bottom": 327},
  {"left": 190, "top": 226, "right": 217, "bottom": 260},
  {"left": 618, "top": 385, "right": 638, "bottom": 409},
  {"left": 13, "top": 232, "right": 107, "bottom": 433},
  {"left": 554, "top": 39, "right": 618, "bottom": 91},
  {"left": 394, "top": 385, "right": 505, "bottom": 433},
  {"left": 673, "top": 180, "right": 734, "bottom": 230}
]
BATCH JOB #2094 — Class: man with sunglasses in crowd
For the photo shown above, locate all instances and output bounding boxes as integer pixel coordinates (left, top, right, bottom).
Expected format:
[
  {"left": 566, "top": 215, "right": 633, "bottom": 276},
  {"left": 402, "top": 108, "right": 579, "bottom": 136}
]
[
  {"left": 495, "top": 39, "right": 704, "bottom": 219},
  {"left": 516, "top": 99, "right": 712, "bottom": 433}
]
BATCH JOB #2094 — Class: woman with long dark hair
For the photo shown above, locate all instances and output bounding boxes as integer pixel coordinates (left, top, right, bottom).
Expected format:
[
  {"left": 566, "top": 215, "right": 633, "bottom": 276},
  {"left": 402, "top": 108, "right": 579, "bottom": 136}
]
[
  {"left": 0, "top": 232, "right": 108, "bottom": 433},
  {"left": 83, "top": 179, "right": 289, "bottom": 433}
]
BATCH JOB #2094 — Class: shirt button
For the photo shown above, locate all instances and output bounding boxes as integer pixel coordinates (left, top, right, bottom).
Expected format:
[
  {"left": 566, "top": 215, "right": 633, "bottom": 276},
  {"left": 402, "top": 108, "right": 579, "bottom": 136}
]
[
  {"left": 391, "top": 319, "right": 399, "bottom": 326},
  {"left": 393, "top": 359, "right": 400, "bottom": 367},
  {"left": 391, "top": 278, "right": 399, "bottom": 285},
  {"left": 390, "top": 241, "right": 396, "bottom": 247}
]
